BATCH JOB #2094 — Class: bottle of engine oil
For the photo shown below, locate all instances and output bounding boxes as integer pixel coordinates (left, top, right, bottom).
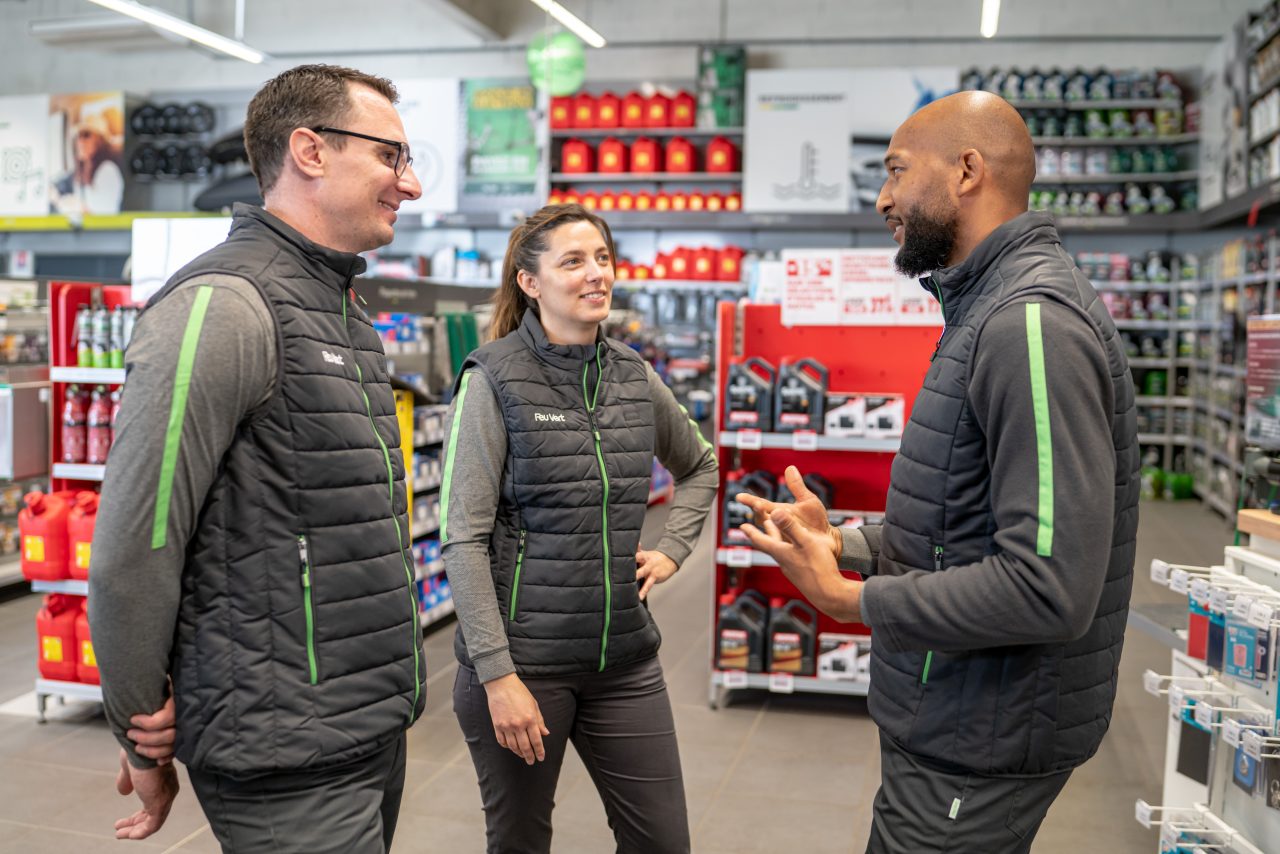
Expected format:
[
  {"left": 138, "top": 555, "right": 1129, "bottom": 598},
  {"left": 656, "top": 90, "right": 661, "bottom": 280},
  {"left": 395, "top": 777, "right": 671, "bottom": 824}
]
[
  {"left": 722, "top": 469, "right": 776, "bottom": 545},
  {"left": 767, "top": 598, "right": 818, "bottom": 675},
  {"left": 716, "top": 589, "right": 769, "bottom": 672},
  {"left": 776, "top": 472, "right": 835, "bottom": 509},
  {"left": 724, "top": 357, "right": 775, "bottom": 431},
  {"left": 773, "top": 358, "right": 828, "bottom": 433}
]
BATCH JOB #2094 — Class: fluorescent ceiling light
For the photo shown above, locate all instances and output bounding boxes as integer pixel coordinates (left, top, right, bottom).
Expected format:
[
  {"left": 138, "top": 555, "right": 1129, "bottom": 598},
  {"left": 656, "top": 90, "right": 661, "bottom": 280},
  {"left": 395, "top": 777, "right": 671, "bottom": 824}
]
[
  {"left": 980, "top": 0, "right": 1001, "bottom": 39},
  {"left": 527, "top": 0, "right": 607, "bottom": 48},
  {"left": 84, "top": 0, "right": 268, "bottom": 63}
]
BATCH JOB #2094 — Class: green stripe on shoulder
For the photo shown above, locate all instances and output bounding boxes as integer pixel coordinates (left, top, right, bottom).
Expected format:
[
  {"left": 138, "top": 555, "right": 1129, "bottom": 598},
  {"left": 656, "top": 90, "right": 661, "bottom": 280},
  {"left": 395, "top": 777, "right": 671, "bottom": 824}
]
[
  {"left": 1025, "top": 303, "right": 1054, "bottom": 557},
  {"left": 151, "top": 285, "right": 215, "bottom": 549},
  {"left": 439, "top": 372, "right": 472, "bottom": 544}
]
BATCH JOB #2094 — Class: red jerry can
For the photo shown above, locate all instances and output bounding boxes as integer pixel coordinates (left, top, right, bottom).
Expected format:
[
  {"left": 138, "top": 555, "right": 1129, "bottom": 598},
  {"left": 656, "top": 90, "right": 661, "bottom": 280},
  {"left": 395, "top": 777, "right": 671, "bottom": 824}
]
[
  {"left": 665, "top": 137, "right": 696, "bottom": 173},
  {"left": 579, "top": 191, "right": 600, "bottom": 210},
  {"left": 633, "top": 191, "right": 655, "bottom": 211},
  {"left": 616, "top": 192, "right": 635, "bottom": 211},
  {"left": 560, "top": 139, "right": 594, "bottom": 174},
  {"left": 692, "top": 246, "right": 717, "bottom": 280},
  {"left": 725, "top": 192, "right": 743, "bottom": 211},
  {"left": 598, "top": 137, "right": 628, "bottom": 173},
  {"left": 548, "top": 188, "right": 565, "bottom": 206},
  {"left": 687, "top": 192, "right": 706, "bottom": 212},
  {"left": 550, "top": 96, "right": 573, "bottom": 129},
  {"left": 707, "top": 136, "right": 740, "bottom": 173},
  {"left": 717, "top": 246, "right": 746, "bottom": 281},
  {"left": 671, "top": 90, "right": 696, "bottom": 127},
  {"left": 614, "top": 259, "right": 634, "bottom": 279},
  {"left": 598, "top": 192, "right": 618, "bottom": 211},
  {"left": 630, "top": 137, "right": 662, "bottom": 173},
  {"left": 669, "top": 247, "right": 692, "bottom": 278},
  {"left": 652, "top": 252, "right": 672, "bottom": 279},
  {"left": 622, "top": 91, "right": 647, "bottom": 128},
  {"left": 36, "top": 594, "right": 80, "bottom": 682},
  {"left": 67, "top": 491, "right": 99, "bottom": 581},
  {"left": 645, "top": 93, "right": 672, "bottom": 128},
  {"left": 19, "top": 491, "right": 71, "bottom": 581},
  {"left": 595, "top": 91, "right": 621, "bottom": 128},
  {"left": 653, "top": 192, "right": 672, "bottom": 211},
  {"left": 75, "top": 604, "right": 99, "bottom": 685},
  {"left": 561, "top": 189, "right": 581, "bottom": 205},
  {"left": 572, "top": 93, "right": 597, "bottom": 128},
  {"left": 669, "top": 192, "right": 689, "bottom": 212},
  {"left": 632, "top": 264, "right": 652, "bottom": 280},
  {"left": 705, "top": 192, "right": 725, "bottom": 212}
]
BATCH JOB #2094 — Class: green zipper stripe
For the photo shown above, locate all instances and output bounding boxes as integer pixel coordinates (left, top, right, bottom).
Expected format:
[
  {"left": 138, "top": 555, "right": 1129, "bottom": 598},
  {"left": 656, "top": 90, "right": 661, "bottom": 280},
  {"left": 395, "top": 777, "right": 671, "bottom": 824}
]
[
  {"left": 584, "top": 347, "right": 613, "bottom": 672},
  {"left": 508, "top": 533, "right": 526, "bottom": 621},
  {"left": 1025, "top": 303, "right": 1055, "bottom": 557},
  {"left": 344, "top": 294, "right": 421, "bottom": 712},
  {"left": 152, "top": 285, "right": 214, "bottom": 550},
  {"left": 921, "top": 650, "right": 934, "bottom": 684},
  {"left": 440, "top": 373, "right": 472, "bottom": 545},
  {"left": 299, "top": 536, "right": 318, "bottom": 685}
]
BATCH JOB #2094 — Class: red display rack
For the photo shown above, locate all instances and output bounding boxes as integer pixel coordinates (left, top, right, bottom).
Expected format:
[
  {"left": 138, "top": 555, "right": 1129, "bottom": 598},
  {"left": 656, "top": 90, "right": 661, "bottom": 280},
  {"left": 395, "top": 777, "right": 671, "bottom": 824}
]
[{"left": 709, "top": 302, "right": 939, "bottom": 707}]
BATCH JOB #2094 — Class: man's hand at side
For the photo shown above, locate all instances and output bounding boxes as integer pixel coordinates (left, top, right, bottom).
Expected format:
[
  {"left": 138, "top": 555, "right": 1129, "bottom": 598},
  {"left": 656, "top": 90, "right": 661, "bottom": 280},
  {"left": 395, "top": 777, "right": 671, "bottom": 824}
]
[
  {"left": 114, "top": 748, "right": 179, "bottom": 840},
  {"left": 126, "top": 695, "right": 176, "bottom": 764}
]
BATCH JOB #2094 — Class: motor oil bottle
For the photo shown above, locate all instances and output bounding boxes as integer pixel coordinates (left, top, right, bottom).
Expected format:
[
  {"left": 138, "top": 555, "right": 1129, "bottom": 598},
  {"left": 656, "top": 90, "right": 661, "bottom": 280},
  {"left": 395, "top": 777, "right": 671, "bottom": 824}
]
[
  {"left": 767, "top": 598, "right": 818, "bottom": 675},
  {"left": 724, "top": 357, "right": 775, "bottom": 431},
  {"left": 716, "top": 589, "right": 768, "bottom": 673},
  {"left": 774, "top": 358, "right": 829, "bottom": 433},
  {"left": 722, "top": 470, "right": 775, "bottom": 545},
  {"left": 776, "top": 472, "right": 835, "bottom": 510}
]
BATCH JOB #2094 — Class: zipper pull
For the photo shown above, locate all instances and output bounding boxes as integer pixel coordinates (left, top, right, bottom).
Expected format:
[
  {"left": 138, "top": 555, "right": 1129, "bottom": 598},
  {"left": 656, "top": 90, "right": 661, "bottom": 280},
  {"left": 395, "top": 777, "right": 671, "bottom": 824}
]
[
  {"left": 933, "top": 545, "right": 943, "bottom": 572},
  {"left": 298, "top": 536, "right": 310, "bottom": 583},
  {"left": 518, "top": 530, "right": 527, "bottom": 548}
]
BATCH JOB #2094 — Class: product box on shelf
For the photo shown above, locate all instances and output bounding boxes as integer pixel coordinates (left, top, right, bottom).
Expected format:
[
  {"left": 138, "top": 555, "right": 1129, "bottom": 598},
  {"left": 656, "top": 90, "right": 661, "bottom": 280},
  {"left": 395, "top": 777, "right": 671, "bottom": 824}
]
[{"left": 817, "top": 633, "right": 868, "bottom": 681}]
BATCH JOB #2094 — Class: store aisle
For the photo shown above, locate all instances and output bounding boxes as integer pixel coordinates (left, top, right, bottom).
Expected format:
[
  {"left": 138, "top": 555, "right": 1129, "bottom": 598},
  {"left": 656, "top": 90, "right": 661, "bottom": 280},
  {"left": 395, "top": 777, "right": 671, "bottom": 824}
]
[{"left": 0, "top": 499, "right": 1235, "bottom": 853}]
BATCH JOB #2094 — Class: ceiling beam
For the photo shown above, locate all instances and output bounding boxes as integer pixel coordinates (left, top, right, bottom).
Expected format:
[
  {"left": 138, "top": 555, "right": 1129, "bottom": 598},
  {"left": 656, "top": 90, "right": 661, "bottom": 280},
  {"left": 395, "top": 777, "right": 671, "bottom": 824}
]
[{"left": 420, "top": 0, "right": 505, "bottom": 44}]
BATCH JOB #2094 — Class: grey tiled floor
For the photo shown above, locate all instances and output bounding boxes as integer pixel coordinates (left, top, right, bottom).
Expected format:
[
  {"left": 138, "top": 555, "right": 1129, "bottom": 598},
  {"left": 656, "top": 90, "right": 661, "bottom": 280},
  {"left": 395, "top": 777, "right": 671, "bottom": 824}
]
[{"left": 0, "top": 500, "right": 1231, "bottom": 852}]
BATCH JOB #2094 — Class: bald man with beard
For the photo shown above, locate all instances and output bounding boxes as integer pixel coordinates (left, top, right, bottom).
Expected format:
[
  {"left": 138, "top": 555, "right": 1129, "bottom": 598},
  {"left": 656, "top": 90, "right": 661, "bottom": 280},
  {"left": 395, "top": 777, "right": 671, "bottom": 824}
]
[{"left": 739, "top": 92, "right": 1139, "bottom": 853}]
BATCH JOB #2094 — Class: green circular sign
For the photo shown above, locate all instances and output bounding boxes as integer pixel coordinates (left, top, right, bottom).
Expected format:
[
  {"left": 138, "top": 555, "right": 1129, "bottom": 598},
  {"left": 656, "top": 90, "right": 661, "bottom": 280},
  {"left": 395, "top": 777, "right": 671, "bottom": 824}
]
[{"left": 527, "top": 32, "right": 586, "bottom": 96}]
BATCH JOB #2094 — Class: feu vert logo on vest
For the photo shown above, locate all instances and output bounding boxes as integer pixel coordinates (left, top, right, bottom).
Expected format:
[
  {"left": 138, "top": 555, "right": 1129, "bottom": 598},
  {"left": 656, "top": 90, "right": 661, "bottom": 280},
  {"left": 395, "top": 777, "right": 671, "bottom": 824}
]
[
  {"left": 322, "top": 350, "right": 345, "bottom": 366},
  {"left": 534, "top": 412, "right": 567, "bottom": 423}
]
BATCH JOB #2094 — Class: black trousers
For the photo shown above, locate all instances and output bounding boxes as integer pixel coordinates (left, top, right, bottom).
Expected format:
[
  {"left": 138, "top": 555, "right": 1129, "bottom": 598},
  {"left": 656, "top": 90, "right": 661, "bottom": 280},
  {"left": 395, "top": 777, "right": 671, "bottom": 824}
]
[
  {"left": 188, "top": 731, "right": 407, "bottom": 854},
  {"left": 454, "top": 654, "right": 689, "bottom": 854}
]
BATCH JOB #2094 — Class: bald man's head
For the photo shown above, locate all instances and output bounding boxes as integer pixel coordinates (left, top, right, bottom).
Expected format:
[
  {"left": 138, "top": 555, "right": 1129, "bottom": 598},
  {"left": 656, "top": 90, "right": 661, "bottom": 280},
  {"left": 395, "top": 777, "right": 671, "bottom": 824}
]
[{"left": 876, "top": 91, "right": 1037, "bottom": 276}]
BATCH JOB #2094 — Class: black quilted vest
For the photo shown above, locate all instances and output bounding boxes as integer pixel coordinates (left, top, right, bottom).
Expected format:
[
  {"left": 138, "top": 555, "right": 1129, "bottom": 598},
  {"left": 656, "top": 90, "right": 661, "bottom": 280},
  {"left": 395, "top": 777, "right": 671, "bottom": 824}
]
[
  {"left": 451, "top": 310, "right": 660, "bottom": 676},
  {"left": 151, "top": 204, "right": 424, "bottom": 778},
  {"left": 870, "top": 212, "right": 1139, "bottom": 775}
]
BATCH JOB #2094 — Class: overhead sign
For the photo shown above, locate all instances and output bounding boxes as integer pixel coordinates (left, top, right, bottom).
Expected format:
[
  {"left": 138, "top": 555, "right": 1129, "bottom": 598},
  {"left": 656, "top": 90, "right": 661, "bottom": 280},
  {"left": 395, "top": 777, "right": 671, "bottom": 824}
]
[{"left": 782, "top": 248, "right": 941, "bottom": 328}]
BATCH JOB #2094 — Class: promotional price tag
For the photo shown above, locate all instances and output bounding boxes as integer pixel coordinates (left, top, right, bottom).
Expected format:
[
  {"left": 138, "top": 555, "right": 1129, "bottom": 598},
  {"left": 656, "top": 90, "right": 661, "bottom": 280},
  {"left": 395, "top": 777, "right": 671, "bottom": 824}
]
[
  {"left": 1150, "top": 559, "right": 1170, "bottom": 586},
  {"left": 1190, "top": 579, "right": 1211, "bottom": 609},
  {"left": 1169, "top": 685, "right": 1186, "bottom": 712},
  {"left": 1223, "top": 717, "right": 1242, "bottom": 748},
  {"left": 1194, "top": 699, "right": 1214, "bottom": 730},
  {"left": 1143, "top": 670, "right": 1163, "bottom": 696},
  {"left": 1169, "top": 569, "right": 1190, "bottom": 595},
  {"left": 1235, "top": 595, "right": 1256, "bottom": 622},
  {"left": 1248, "top": 601, "right": 1276, "bottom": 631},
  {"left": 722, "top": 670, "right": 749, "bottom": 689},
  {"left": 1160, "top": 823, "right": 1178, "bottom": 849},
  {"left": 1243, "top": 729, "right": 1264, "bottom": 761},
  {"left": 725, "top": 548, "right": 753, "bottom": 568},
  {"left": 1135, "top": 799, "right": 1153, "bottom": 828},
  {"left": 735, "top": 429, "right": 762, "bottom": 450},
  {"left": 1210, "top": 587, "right": 1229, "bottom": 615},
  {"left": 791, "top": 431, "right": 819, "bottom": 451},
  {"left": 768, "top": 672, "right": 795, "bottom": 694}
]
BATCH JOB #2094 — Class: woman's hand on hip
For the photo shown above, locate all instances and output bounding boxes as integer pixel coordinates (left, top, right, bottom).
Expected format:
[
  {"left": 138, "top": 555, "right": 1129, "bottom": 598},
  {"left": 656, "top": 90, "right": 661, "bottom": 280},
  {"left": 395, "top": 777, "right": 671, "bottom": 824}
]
[
  {"left": 483, "top": 673, "right": 549, "bottom": 765},
  {"left": 636, "top": 550, "right": 678, "bottom": 600}
]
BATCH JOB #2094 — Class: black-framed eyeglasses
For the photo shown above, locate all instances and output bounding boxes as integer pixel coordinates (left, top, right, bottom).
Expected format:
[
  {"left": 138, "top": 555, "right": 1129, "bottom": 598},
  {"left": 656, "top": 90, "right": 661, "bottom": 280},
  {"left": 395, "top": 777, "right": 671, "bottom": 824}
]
[{"left": 311, "top": 126, "right": 413, "bottom": 177}]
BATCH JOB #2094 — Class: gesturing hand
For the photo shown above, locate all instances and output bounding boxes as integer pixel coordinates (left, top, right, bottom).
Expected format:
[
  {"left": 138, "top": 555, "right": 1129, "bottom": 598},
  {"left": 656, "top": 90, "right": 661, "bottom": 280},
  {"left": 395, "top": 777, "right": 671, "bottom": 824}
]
[
  {"left": 735, "top": 466, "right": 840, "bottom": 559},
  {"left": 484, "top": 673, "right": 550, "bottom": 765},
  {"left": 114, "top": 748, "right": 180, "bottom": 840},
  {"left": 636, "top": 550, "right": 678, "bottom": 600}
]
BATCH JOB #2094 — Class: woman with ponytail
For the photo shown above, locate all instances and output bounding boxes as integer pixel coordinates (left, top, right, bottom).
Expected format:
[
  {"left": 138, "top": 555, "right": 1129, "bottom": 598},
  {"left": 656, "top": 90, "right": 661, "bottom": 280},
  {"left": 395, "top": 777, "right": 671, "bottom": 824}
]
[{"left": 439, "top": 204, "right": 718, "bottom": 853}]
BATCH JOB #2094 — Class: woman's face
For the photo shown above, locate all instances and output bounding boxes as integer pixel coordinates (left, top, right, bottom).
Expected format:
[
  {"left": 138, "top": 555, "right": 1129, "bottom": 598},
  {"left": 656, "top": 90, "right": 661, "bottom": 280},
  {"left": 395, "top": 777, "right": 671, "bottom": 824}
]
[
  {"left": 75, "top": 128, "right": 102, "bottom": 161},
  {"left": 519, "top": 220, "right": 614, "bottom": 340}
]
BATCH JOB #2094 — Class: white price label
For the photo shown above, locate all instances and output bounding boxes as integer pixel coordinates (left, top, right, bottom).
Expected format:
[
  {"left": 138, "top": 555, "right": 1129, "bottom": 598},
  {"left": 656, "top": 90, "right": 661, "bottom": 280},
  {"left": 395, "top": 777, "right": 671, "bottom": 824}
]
[
  {"left": 768, "top": 672, "right": 795, "bottom": 694},
  {"left": 1143, "top": 669, "right": 1163, "bottom": 696},
  {"left": 1169, "top": 569, "right": 1190, "bottom": 594},
  {"left": 791, "top": 431, "right": 818, "bottom": 451},
  {"left": 1194, "top": 700, "right": 1214, "bottom": 729},
  {"left": 1135, "top": 799, "right": 1153, "bottom": 828},
  {"left": 1235, "top": 594, "right": 1256, "bottom": 622},
  {"left": 1210, "top": 587, "right": 1229, "bottom": 615},
  {"left": 1150, "top": 559, "right": 1170, "bottom": 586},
  {"left": 1249, "top": 601, "right": 1276, "bottom": 630},
  {"left": 1169, "top": 685, "right": 1186, "bottom": 712},
  {"left": 1160, "top": 822, "right": 1178, "bottom": 849},
  {"left": 1223, "top": 717, "right": 1242, "bottom": 747},
  {"left": 736, "top": 430, "right": 762, "bottom": 450},
  {"left": 1190, "top": 579, "right": 1210, "bottom": 609},
  {"left": 722, "top": 670, "right": 749, "bottom": 689},
  {"left": 1244, "top": 729, "right": 1264, "bottom": 761},
  {"left": 725, "top": 548, "right": 753, "bottom": 568}
]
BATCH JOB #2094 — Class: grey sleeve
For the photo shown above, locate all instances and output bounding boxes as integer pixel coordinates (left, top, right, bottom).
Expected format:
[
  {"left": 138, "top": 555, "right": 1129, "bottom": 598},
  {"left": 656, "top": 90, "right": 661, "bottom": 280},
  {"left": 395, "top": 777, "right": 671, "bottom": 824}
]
[
  {"left": 647, "top": 365, "right": 719, "bottom": 566},
  {"left": 87, "top": 276, "right": 276, "bottom": 768},
  {"left": 859, "top": 299, "right": 1116, "bottom": 653},
  {"left": 439, "top": 370, "right": 515, "bottom": 684},
  {"left": 838, "top": 525, "right": 880, "bottom": 575}
]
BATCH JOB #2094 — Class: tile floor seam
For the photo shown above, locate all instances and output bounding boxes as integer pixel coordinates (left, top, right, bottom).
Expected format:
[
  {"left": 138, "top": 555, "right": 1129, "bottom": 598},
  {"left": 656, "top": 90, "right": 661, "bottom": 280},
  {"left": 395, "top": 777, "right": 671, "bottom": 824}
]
[
  {"left": 691, "top": 697, "right": 769, "bottom": 841},
  {"left": 160, "top": 823, "right": 211, "bottom": 853},
  {"left": 0, "top": 816, "right": 163, "bottom": 845},
  {"left": 408, "top": 745, "right": 471, "bottom": 800},
  {"left": 9, "top": 754, "right": 117, "bottom": 777}
]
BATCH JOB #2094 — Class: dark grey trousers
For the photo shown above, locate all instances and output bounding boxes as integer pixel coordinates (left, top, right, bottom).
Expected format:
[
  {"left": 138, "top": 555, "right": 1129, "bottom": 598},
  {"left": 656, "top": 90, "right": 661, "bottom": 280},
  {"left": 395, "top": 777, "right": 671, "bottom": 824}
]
[
  {"left": 188, "top": 732, "right": 407, "bottom": 854},
  {"left": 867, "top": 733, "right": 1072, "bottom": 854},
  {"left": 454, "top": 654, "right": 690, "bottom": 854}
]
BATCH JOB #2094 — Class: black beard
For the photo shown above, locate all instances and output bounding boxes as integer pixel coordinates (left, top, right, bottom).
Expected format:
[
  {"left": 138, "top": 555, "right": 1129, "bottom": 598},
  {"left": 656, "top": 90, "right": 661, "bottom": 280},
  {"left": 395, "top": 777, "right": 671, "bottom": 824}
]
[{"left": 893, "top": 203, "right": 959, "bottom": 278}]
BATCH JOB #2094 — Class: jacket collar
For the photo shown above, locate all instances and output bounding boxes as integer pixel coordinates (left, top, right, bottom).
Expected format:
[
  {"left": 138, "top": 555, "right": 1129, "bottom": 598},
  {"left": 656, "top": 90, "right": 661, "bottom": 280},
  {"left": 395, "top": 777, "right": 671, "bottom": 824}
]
[
  {"left": 230, "top": 203, "right": 367, "bottom": 286},
  {"left": 517, "top": 309, "right": 607, "bottom": 372},
  {"left": 919, "top": 211, "right": 1060, "bottom": 312}
]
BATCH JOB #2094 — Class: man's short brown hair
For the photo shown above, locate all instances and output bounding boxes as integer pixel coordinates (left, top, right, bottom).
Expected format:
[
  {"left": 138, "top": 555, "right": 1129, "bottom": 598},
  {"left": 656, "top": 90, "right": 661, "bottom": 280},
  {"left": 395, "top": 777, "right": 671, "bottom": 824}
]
[{"left": 244, "top": 64, "right": 399, "bottom": 194}]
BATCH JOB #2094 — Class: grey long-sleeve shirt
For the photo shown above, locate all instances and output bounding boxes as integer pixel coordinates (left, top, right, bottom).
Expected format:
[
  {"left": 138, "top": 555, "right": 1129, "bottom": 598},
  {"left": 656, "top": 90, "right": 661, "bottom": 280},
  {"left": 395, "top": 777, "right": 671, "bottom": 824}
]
[
  {"left": 441, "top": 363, "right": 719, "bottom": 683},
  {"left": 88, "top": 275, "right": 277, "bottom": 768},
  {"left": 848, "top": 299, "right": 1116, "bottom": 654}
]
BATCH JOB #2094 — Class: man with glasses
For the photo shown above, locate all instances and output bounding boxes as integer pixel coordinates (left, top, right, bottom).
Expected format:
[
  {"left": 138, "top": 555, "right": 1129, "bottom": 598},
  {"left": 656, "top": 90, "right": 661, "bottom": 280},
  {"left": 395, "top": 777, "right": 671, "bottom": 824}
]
[{"left": 88, "top": 64, "right": 425, "bottom": 851}]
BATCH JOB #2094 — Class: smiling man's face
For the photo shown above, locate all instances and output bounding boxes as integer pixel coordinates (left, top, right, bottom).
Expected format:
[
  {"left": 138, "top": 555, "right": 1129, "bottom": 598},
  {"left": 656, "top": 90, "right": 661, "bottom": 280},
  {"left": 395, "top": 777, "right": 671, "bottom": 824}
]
[{"left": 876, "top": 134, "right": 961, "bottom": 279}]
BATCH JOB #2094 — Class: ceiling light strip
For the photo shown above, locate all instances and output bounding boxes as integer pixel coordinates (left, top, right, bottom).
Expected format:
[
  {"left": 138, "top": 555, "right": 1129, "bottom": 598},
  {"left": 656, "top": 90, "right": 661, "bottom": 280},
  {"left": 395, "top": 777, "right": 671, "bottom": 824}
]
[
  {"left": 85, "top": 0, "right": 268, "bottom": 63},
  {"left": 981, "top": 0, "right": 1001, "bottom": 39},
  {"left": 527, "top": 0, "right": 607, "bottom": 48}
]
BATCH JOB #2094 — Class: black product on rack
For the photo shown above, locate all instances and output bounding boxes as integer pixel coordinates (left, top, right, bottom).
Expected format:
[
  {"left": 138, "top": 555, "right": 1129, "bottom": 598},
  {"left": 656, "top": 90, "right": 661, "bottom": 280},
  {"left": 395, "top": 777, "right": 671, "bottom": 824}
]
[
  {"left": 724, "top": 357, "right": 775, "bottom": 431},
  {"left": 723, "top": 469, "right": 774, "bottom": 544},
  {"left": 774, "top": 358, "right": 828, "bottom": 433},
  {"left": 776, "top": 472, "right": 834, "bottom": 509},
  {"left": 716, "top": 589, "right": 768, "bottom": 672},
  {"left": 767, "top": 598, "right": 817, "bottom": 675}
]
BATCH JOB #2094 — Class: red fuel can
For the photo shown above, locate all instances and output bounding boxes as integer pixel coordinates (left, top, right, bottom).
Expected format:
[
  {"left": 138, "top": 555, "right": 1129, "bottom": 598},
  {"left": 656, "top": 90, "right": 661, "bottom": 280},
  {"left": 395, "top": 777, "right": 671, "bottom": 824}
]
[
  {"left": 633, "top": 192, "right": 655, "bottom": 211},
  {"left": 36, "top": 594, "right": 80, "bottom": 682},
  {"left": 560, "top": 139, "right": 594, "bottom": 173},
  {"left": 598, "top": 137, "right": 628, "bottom": 173},
  {"left": 75, "top": 604, "right": 99, "bottom": 685},
  {"left": 630, "top": 137, "right": 662, "bottom": 173},
  {"left": 707, "top": 136, "right": 740, "bottom": 173},
  {"left": 622, "top": 91, "right": 647, "bottom": 128},
  {"left": 669, "top": 192, "right": 689, "bottom": 212},
  {"left": 669, "top": 247, "right": 692, "bottom": 278},
  {"left": 692, "top": 246, "right": 717, "bottom": 280},
  {"left": 19, "top": 492, "right": 71, "bottom": 581},
  {"left": 616, "top": 192, "right": 635, "bottom": 211},
  {"left": 645, "top": 93, "right": 672, "bottom": 128},
  {"left": 572, "top": 93, "right": 596, "bottom": 128},
  {"left": 671, "top": 90, "right": 696, "bottom": 127},
  {"left": 595, "top": 91, "right": 621, "bottom": 128},
  {"left": 550, "top": 96, "right": 573, "bottom": 129},
  {"left": 67, "top": 491, "right": 99, "bottom": 581},
  {"left": 665, "top": 137, "right": 696, "bottom": 173},
  {"left": 717, "top": 246, "right": 746, "bottom": 281}
]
